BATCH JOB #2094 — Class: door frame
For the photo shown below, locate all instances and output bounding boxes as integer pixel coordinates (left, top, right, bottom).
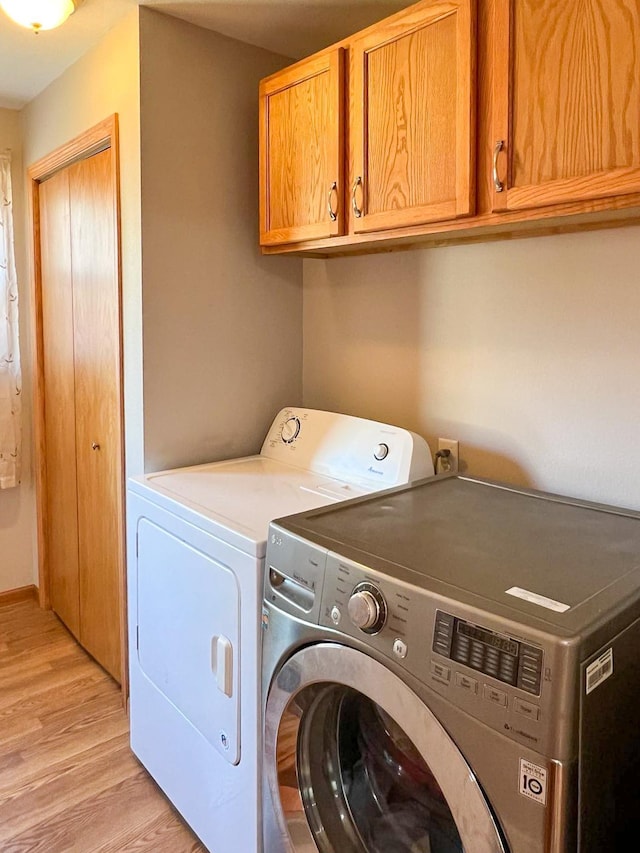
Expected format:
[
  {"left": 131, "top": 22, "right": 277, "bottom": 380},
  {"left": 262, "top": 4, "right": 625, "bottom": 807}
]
[{"left": 27, "top": 115, "right": 127, "bottom": 698}]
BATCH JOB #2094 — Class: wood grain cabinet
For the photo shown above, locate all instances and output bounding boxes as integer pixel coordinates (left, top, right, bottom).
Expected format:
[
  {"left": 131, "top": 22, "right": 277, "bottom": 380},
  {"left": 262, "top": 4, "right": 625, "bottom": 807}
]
[
  {"left": 350, "top": 0, "right": 475, "bottom": 233},
  {"left": 259, "top": 49, "right": 345, "bottom": 245},
  {"left": 491, "top": 0, "right": 640, "bottom": 213},
  {"left": 259, "top": 0, "right": 475, "bottom": 248},
  {"left": 259, "top": 0, "right": 640, "bottom": 255}
]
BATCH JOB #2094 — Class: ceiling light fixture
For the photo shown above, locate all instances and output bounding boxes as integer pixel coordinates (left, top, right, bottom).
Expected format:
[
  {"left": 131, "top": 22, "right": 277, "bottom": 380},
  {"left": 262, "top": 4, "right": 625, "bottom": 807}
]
[{"left": 0, "top": 0, "right": 84, "bottom": 34}]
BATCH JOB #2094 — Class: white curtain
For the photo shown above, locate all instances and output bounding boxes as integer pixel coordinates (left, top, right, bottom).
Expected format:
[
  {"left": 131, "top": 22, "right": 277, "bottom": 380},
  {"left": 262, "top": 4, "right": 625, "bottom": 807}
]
[{"left": 0, "top": 152, "right": 21, "bottom": 489}]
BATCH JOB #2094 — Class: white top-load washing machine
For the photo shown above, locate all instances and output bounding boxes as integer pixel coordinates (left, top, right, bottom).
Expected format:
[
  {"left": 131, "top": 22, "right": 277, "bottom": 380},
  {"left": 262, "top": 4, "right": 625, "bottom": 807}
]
[{"left": 126, "top": 407, "right": 433, "bottom": 853}]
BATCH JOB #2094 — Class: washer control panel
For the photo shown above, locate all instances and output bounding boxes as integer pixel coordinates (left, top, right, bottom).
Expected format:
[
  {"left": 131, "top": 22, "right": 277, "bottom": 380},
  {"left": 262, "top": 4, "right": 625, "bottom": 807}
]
[
  {"left": 319, "top": 554, "right": 413, "bottom": 651},
  {"left": 265, "top": 524, "right": 561, "bottom": 755},
  {"left": 347, "top": 582, "right": 388, "bottom": 633},
  {"left": 433, "top": 610, "right": 543, "bottom": 696},
  {"left": 311, "top": 549, "right": 554, "bottom": 754}
]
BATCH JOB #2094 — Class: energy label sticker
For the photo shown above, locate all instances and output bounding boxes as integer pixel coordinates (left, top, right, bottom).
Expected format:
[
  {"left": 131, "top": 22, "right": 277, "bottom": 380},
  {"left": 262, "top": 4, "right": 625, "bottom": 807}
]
[{"left": 519, "top": 759, "right": 547, "bottom": 805}]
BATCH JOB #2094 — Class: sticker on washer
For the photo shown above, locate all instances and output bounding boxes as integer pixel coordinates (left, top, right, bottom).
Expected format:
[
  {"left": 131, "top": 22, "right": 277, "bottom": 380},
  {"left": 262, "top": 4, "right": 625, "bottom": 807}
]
[
  {"left": 519, "top": 759, "right": 547, "bottom": 805},
  {"left": 505, "top": 587, "right": 570, "bottom": 613},
  {"left": 586, "top": 648, "right": 614, "bottom": 694}
]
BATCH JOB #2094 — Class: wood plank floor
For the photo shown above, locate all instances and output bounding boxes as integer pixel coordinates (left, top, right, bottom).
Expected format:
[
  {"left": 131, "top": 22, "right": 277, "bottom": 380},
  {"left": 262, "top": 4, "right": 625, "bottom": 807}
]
[{"left": 0, "top": 599, "right": 207, "bottom": 852}]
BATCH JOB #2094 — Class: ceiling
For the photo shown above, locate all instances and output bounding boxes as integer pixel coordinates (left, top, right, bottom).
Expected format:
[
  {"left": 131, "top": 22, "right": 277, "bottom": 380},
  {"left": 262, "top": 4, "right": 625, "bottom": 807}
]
[{"left": 0, "top": 0, "right": 411, "bottom": 110}]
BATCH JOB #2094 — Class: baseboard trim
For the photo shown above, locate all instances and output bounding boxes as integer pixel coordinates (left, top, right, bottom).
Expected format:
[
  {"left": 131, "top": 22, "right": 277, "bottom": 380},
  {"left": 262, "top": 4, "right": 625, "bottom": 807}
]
[{"left": 0, "top": 584, "right": 38, "bottom": 607}]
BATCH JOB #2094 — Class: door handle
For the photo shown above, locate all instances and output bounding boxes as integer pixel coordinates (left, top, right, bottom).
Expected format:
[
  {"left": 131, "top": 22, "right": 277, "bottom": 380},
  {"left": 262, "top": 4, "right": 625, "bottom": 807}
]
[
  {"left": 327, "top": 181, "right": 338, "bottom": 221},
  {"left": 91, "top": 442, "right": 101, "bottom": 451},
  {"left": 493, "top": 140, "right": 505, "bottom": 193},
  {"left": 352, "top": 176, "right": 363, "bottom": 218},
  {"left": 211, "top": 635, "right": 233, "bottom": 697}
]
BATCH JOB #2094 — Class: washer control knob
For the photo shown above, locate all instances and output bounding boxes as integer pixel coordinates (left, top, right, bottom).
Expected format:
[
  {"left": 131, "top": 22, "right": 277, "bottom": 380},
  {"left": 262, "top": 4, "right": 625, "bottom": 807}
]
[
  {"left": 347, "top": 583, "right": 387, "bottom": 634},
  {"left": 281, "top": 416, "right": 301, "bottom": 444},
  {"left": 374, "top": 443, "right": 389, "bottom": 461},
  {"left": 348, "top": 591, "right": 378, "bottom": 629}
]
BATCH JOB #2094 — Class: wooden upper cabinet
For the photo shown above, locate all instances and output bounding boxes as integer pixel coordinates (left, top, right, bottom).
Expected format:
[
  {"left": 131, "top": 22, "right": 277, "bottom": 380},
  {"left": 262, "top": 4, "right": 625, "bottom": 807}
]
[
  {"left": 350, "top": 0, "right": 476, "bottom": 233},
  {"left": 258, "top": 0, "right": 640, "bottom": 255},
  {"left": 259, "top": 49, "right": 345, "bottom": 245},
  {"left": 492, "top": 0, "right": 640, "bottom": 212}
]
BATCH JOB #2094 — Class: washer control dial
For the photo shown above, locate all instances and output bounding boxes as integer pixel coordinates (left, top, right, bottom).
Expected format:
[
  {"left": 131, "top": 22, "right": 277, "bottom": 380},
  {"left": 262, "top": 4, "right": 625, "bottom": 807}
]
[
  {"left": 374, "top": 443, "right": 389, "bottom": 461},
  {"left": 347, "top": 582, "right": 387, "bottom": 634},
  {"left": 281, "top": 416, "right": 301, "bottom": 444}
]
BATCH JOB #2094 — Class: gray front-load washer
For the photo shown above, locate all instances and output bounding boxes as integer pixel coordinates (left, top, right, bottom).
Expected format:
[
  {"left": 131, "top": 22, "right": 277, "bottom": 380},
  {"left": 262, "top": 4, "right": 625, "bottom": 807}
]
[{"left": 261, "top": 475, "right": 640, "bottom": 852}]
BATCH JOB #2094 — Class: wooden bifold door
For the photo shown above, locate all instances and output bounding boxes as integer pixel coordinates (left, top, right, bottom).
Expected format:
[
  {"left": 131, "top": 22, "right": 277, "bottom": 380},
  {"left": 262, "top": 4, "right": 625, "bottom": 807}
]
[{"left": 33, "top": 121, "right": 124, "bottom": 686}]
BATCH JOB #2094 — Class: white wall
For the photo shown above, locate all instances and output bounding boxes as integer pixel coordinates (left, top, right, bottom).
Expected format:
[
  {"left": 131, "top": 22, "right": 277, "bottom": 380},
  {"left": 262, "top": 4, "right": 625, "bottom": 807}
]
[
  {"left": 139, "top": 9, "right": 302, "bottom": 472},
  {"left": 13, "top": 8, "right": 302, "bottom": 595},
  {"left": 0, "top": 108, "right": 35, "bottom": 591},
  {"left": 303, "top": 225, "right": 640, "bottom": 511},
  {"left": 22, "top": 10, "right": 143, "bottom": 479}
]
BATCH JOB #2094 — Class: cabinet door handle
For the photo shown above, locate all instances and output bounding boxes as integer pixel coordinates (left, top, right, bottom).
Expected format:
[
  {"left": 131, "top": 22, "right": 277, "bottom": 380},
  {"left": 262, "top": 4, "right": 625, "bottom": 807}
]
[
  {"left": 493, "top": 140, "right": 505, "bottom": 193},
  {"left": 91, "top": 442, "right": 101, "bottom": 451},
  {"left": 327, "top": 182, "right": 338, "bottom": 221},
  {"left": 352, "top": 176, "right": 363, "bottom": 218}
]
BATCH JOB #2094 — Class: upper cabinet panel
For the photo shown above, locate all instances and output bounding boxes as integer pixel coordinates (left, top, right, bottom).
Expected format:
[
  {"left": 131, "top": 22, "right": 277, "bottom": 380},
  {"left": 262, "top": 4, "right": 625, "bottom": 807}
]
[
  {"left": 350, "top": 0, "right": 476, "bottom": 233},
  {"left": 492, "top": 0, "right": 640, "bottom": 212},
  {"left": 259, "top": 0, "right": 640, "bottom": 255},
  {"left": 259, "top": 49, "right": 345, "bottom": 246}
]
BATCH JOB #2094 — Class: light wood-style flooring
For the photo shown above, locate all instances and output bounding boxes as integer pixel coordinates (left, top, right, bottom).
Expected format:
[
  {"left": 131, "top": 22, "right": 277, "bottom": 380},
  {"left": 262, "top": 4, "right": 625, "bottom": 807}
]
[{"left": 0, "top": 599, "right": 207, "bottom": 852}]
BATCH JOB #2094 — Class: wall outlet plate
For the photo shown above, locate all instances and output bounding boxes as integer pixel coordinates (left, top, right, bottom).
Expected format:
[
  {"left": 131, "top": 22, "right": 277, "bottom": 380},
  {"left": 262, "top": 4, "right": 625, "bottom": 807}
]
[{"left": 437, "top": 438, "right": 459, "bottom": 474}]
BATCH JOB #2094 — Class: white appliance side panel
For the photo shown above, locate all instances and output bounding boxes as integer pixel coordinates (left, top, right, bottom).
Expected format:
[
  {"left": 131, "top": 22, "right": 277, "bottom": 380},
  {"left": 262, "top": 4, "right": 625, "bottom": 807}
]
[{"left": 137, "top": 517, "right": 240, "bottom": 765}]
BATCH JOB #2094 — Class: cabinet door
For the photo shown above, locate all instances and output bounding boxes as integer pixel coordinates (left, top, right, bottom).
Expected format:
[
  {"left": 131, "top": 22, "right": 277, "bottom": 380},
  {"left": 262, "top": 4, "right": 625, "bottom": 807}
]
[
  {"left": 260, "top": 49, "right": 344, "bottom": 245},
  {"left": 350, "top": 0, "right": 476, "bottom": 234},
  {"left": 492, "top": 0, "right": 640, "bottom": 212}
]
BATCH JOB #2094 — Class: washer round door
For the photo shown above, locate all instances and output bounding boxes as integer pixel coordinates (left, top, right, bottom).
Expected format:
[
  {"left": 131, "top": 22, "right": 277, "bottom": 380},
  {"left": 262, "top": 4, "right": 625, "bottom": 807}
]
[{"left": 264, "top": 644, "right": 508, "bottom": 853}]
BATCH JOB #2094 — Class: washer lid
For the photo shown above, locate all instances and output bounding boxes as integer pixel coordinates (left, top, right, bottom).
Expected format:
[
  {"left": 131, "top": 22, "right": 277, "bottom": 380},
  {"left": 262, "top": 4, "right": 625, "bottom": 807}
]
[
  {"left": 128, "top": 456, "right": 371, "bottom": 557},
  {"left": 273, "top": 476, "right": 640, "bottom": 634}
]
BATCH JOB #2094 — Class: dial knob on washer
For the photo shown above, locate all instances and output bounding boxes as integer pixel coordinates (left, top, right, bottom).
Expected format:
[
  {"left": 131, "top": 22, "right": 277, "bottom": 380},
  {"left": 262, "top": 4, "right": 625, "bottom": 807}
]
[{"left": 347, "top": 591, "right": 379, "bottom": 630}]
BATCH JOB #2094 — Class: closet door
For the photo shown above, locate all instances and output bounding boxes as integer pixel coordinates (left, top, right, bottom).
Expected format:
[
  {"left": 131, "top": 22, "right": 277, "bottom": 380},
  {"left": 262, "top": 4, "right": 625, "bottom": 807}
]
[
  {"left": 38, "top": 146, "right": 123, "bottom": 684},
  {"left": 69, "top": 149, "right": 123, "bottom": 683},
  {"left": 40, "top": 170, "right": 80, "bottom": 639}
]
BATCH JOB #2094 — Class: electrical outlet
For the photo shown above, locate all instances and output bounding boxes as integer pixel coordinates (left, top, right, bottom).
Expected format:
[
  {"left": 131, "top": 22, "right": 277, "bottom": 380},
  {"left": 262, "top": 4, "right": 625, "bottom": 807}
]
[{"left": 437, "top": 438, "right": 459, "bottom": 474}]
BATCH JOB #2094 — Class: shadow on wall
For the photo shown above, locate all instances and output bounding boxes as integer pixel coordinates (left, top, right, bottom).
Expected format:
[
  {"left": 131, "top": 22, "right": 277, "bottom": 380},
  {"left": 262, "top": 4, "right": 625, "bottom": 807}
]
[
  {"left": 159, "top": 0, "right": 412, "bottom": 60},
  {"left": 456, "top": 444, "right": 532, "bottom": 490},
  {"left": 302, "top": 248, "right": 424, "bottom": 430},
  {"left": 302, "top": 225, "right": 640, "bottom": 509}
]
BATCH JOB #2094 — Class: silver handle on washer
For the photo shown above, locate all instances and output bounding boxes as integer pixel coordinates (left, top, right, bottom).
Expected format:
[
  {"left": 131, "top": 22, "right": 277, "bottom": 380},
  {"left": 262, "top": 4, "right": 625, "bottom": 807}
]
[{"left": 493, "top": 140, "right": 505, "bottom": 193}]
